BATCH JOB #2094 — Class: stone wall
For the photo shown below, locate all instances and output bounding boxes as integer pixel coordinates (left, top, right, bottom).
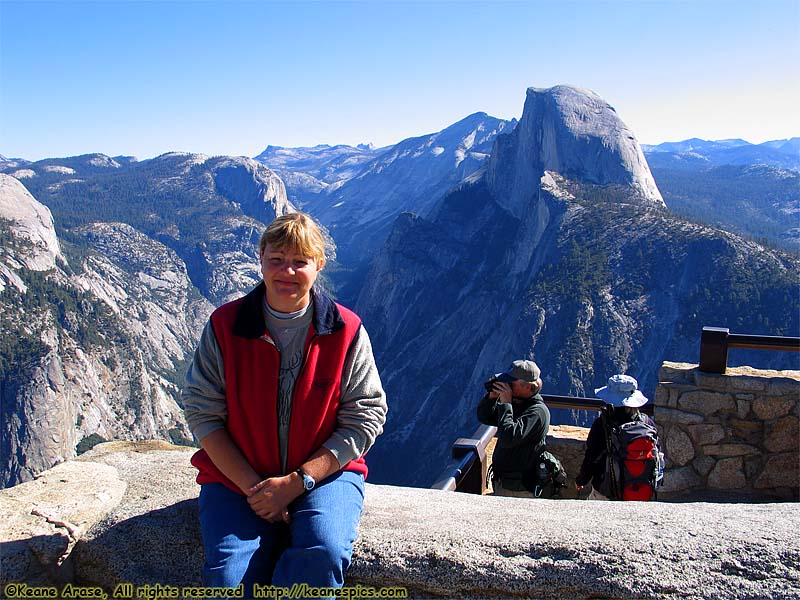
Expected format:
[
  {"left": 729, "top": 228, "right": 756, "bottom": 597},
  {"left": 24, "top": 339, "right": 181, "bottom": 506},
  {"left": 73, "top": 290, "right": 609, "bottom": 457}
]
[{"left": 655, "top": 361, "right": 799, "bottom": 501}]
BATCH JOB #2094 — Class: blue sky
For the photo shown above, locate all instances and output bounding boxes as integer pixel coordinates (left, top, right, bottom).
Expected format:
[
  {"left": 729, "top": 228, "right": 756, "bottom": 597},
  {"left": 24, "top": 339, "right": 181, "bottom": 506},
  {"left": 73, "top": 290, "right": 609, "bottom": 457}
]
[{"left": 1, "top": 0, "right": 798, "bottom": 161}]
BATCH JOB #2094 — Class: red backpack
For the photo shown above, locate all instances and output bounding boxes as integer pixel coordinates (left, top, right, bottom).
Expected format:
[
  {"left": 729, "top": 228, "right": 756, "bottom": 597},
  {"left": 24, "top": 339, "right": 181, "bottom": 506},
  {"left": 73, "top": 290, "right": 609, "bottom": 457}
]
[{"left": 599, "top": 410, "right": 664, "bottom": 501}]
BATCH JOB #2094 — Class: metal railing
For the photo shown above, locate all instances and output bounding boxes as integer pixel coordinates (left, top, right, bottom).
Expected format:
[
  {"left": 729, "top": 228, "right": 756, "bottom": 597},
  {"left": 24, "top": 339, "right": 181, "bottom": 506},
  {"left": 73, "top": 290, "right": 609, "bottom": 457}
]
[
  {"left": 699, "top": 326, "right": 800, "bottom": 374},
  {"left": 430, "top": 394, "right": 647, "bottom": 493},
  {"left": 539, "top": 394, "right": 653, "bottom": 417},
  {"left": 430, "top": 424, "right": 496, "bottom": 493}
]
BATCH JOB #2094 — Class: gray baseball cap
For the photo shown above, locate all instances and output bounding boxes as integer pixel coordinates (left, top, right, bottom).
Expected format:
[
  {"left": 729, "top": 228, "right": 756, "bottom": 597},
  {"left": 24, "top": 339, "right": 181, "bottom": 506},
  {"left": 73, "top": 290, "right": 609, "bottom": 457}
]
[{"left": 497, "top": 359, "right": 541, "bottom": 383}]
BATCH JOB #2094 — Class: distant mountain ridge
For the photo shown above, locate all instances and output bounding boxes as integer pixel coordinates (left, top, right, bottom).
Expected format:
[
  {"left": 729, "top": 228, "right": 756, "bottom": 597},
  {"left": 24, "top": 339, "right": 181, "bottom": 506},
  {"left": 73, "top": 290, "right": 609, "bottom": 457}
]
[
  {"left": 256, "top": 111, "right": 517, "bottom": 304},
  {"left": 253, "top": 143, "right": 385, "bottom": 211},
  {"left": 639, "top": 136, "right": 800, "bottom": 251},
  {"left": 651, "top": 164, "right": 800, "bottom": 251},
  {"left": 254, "top": 143, "right": 384, "bottom": 184},
  {"left": 642, "top": 138, "right": 752, "bottom": 153},
  {"left": 6, "top": 152, "right": 293, "bottom": 304},
  {"left": 642, "top": 137, "right": 800, "bottom": 171}
]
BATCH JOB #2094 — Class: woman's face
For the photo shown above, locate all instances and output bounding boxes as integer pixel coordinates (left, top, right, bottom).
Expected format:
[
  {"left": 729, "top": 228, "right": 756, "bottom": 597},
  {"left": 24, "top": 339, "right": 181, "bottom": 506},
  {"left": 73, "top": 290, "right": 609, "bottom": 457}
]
[{"left": 260, "top": 243, "right": 322, "bottom": 313}]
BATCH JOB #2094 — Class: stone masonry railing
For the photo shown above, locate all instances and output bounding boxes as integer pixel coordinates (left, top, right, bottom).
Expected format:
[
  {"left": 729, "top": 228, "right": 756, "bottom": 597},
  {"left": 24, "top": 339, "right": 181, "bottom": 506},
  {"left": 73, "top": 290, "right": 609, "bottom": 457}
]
[{"left": 655, "top": 361, "right": 799, "bottom": 501}]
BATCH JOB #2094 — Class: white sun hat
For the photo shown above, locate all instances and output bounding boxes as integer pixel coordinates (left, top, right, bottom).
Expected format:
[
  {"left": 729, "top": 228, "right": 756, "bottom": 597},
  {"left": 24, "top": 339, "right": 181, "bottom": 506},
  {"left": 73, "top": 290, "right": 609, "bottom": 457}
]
[{"left": 594, "top": 374, "right": 649, "bottom": 408}]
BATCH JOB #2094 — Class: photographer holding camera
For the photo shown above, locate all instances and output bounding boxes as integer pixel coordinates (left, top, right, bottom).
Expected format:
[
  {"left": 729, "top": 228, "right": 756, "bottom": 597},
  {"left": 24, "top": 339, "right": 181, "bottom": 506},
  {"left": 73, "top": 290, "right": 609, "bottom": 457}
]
[{"left": 477, "top": 359, "right": 551, "bottom": 498}]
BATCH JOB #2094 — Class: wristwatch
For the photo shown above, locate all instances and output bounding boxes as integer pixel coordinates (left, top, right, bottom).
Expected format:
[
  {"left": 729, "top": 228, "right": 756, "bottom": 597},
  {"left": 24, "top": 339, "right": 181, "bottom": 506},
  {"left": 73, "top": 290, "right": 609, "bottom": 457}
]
[{"left": 296, "top": 467, "right": 316, "bottom": 493}]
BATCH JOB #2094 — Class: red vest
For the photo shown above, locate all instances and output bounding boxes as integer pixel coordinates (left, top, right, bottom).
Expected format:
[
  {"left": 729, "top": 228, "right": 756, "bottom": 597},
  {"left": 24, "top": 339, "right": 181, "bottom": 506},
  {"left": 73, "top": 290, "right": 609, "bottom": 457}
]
[{"left": 190, "top": 285, "right": 367, "bottom": 494}]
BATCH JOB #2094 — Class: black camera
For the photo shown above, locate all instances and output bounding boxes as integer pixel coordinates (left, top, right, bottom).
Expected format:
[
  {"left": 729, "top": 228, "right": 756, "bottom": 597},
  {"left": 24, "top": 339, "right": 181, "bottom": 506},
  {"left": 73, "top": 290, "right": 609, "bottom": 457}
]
[{"left": 483, "top": 373, "right": 512, "bottom": 392}]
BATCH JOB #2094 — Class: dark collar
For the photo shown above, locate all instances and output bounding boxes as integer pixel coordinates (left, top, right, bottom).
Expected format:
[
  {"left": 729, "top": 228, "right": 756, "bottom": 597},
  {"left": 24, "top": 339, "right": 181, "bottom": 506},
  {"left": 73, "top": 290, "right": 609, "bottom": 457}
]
[
  {"left": 512, "top": 393, "right": 543, "bottom": 408},
  {"left": 232, "top": 283, "right": 344, "bottom": 339}
]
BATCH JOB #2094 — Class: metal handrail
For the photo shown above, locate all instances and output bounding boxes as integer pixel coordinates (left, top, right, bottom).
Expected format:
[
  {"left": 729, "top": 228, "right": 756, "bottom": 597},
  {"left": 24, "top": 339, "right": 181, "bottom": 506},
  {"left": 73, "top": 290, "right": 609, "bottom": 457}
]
[
  {"left": 429, "top": 448, "right": 480, "bottom": 493},
  {"left": 430, "top": 424, "right": 496, "bottom": 493},
  {"left": 542, "top": 394, "right": 654, "bottom": 416},
  {"left": 700, "top": 326, "right": 800, "bottom": 373}
]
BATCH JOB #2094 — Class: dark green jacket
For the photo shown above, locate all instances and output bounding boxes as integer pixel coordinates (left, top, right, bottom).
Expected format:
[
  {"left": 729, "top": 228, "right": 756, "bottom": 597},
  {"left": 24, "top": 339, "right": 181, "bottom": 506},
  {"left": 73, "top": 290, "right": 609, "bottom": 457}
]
[{"left": 477, "top": 392, "right": 551, "bottom": 479}]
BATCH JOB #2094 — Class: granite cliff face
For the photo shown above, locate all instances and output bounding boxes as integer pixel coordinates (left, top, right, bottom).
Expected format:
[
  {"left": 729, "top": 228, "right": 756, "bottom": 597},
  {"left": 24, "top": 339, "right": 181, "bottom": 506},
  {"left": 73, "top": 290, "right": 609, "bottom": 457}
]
[
  {"left": 356, "top": 87, "right": 799, "bottom": 486},
  {"left": 0, "top": 175, "right": 61, "bottom": 274},
  {"left": 0, "top": 154, "right": 293, "bottom": 487},
  {"left": 487, "top": 85, "right": 663, "bottom": 220},
  {"left": 210, "top": 156, "right": 292, "bottom": 227},
  {"left": 71, "top": 222, "right": 211, "bottom": 372},
  {"left": 0, "top": 174, "right": 214, "bottom": 486}
]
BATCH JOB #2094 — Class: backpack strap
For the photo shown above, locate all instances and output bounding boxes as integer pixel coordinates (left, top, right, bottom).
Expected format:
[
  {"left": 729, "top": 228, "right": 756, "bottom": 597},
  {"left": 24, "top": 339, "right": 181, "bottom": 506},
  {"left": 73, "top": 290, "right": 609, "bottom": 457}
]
[
  {"left": 602, "top": 405, "right": 620, "bottom": 500},
  {"left": 532, "top": 441, "right": 548, "bottom": 461}
]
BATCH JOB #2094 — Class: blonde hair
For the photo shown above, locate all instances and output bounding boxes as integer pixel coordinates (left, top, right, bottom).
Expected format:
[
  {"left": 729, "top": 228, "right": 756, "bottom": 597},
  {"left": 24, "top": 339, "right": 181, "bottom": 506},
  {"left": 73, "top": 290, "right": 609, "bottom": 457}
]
[{"left": 259, "top": 212, "right": 326, "bottom": 267}]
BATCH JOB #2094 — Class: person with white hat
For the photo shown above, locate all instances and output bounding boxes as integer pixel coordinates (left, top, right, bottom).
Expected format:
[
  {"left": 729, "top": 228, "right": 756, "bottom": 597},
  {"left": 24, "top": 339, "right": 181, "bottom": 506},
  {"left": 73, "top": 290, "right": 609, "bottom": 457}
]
[
  {"left": 576, "top": 375, "right": 660, "bottom": 501},
  {"left": 477, "top": 359, "right": 551, "bottom": 498}
]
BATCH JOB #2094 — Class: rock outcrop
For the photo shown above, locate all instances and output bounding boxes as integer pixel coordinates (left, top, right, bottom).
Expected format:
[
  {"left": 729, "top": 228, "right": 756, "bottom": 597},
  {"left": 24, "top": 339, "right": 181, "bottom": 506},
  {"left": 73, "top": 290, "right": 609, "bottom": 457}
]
[
  {"left": 0, "top": 174, "right": 62, "bottom": 275},
  {"left": 0, "top": 459, "right": 126, "bottom": 586},
  {"left": 487, "top": 85, "right": 664, "bottom": 219},
  {"left": 2, "top": 442, "right": 798, "bottom": 599}
]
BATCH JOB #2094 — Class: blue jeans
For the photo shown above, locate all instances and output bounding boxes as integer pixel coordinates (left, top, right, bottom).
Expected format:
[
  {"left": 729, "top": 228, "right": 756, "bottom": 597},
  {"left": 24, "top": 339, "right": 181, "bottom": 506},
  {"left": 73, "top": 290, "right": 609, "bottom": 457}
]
[{"left": 198, "top": 471, "right": 364, "bottom": 599}]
